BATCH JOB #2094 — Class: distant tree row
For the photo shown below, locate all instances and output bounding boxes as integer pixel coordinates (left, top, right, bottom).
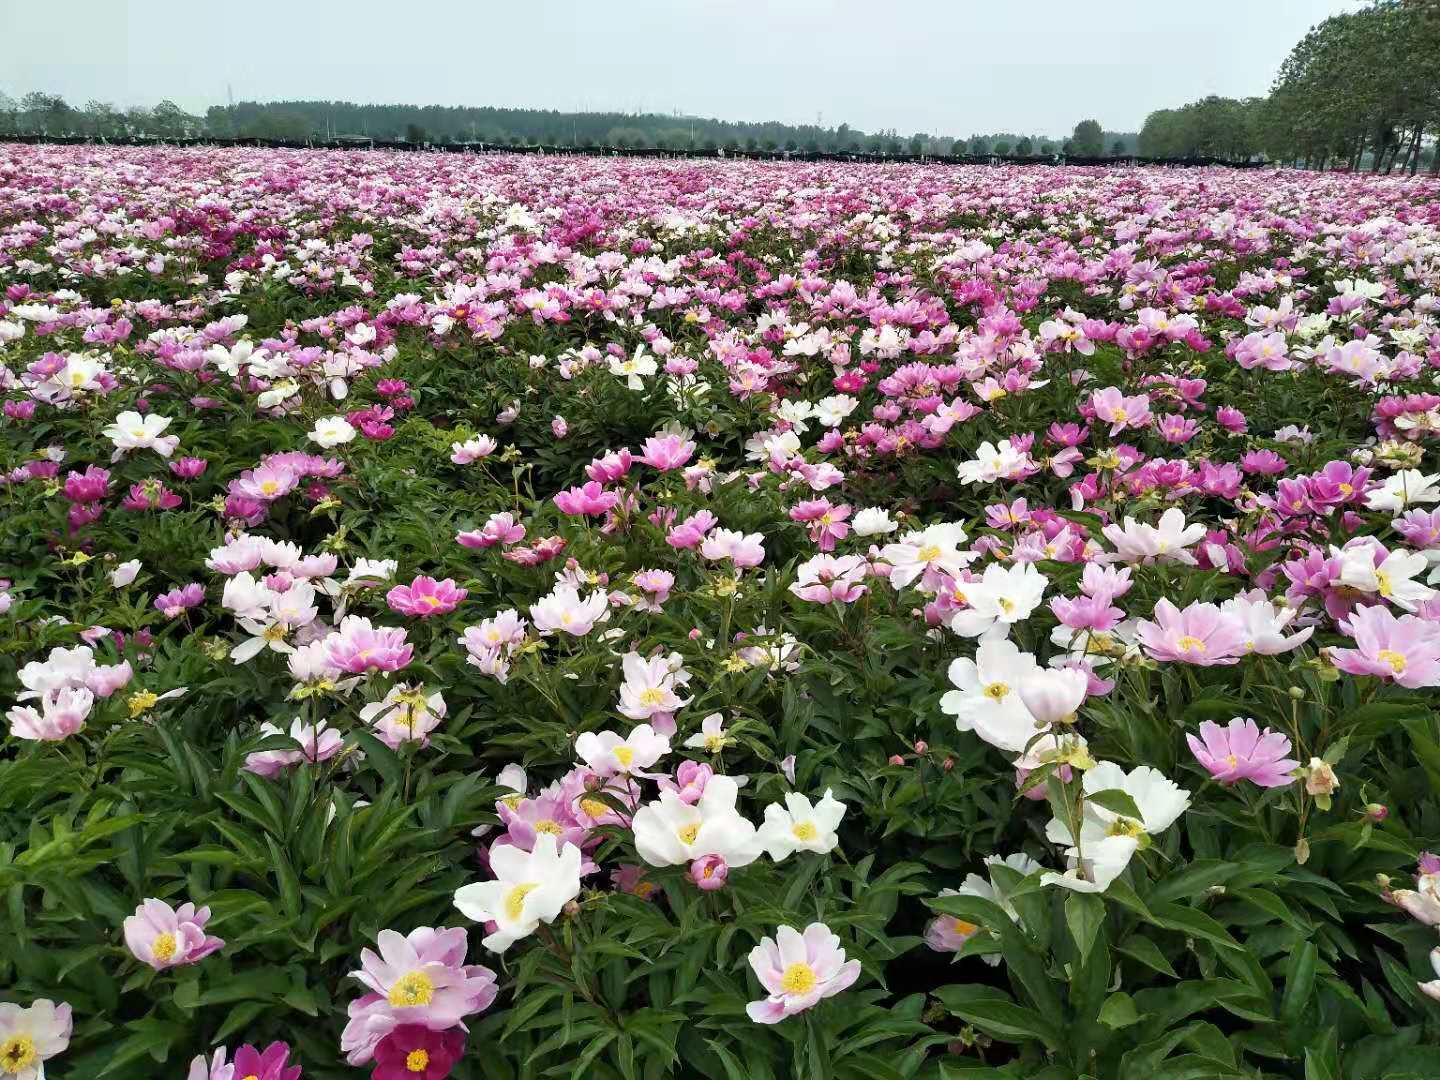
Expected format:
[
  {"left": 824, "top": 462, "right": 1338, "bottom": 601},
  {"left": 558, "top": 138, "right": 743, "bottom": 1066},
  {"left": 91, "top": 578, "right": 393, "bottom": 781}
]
[
  {"left": 1138, "top": 97, "right": 1267, "bottom": 161},
  {"left": 0, "top": 91, "right": 1139, "bottom": 161},
  {"left": 0, "top": 93, "right": 203, "bottom": 139}
]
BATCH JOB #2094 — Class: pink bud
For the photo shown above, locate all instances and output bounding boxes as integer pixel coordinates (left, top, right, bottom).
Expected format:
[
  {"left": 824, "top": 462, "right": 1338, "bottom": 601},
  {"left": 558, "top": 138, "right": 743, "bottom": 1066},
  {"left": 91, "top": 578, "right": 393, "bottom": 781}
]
[{"left": 690, "top": 855, "right": 728, "bottom": 891}]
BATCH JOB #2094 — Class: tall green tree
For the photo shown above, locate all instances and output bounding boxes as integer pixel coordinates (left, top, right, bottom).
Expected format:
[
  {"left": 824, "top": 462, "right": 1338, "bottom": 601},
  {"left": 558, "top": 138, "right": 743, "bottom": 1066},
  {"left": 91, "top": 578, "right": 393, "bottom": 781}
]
[{"left": 1071, "top": 119, "right": 1104, "bottom": 155}]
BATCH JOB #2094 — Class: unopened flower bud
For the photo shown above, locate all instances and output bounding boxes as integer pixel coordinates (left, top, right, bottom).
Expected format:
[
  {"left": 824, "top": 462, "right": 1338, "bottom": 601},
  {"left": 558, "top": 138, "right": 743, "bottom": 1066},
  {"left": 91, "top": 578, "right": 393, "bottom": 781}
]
[
  {"left": 1365, "top": 803, "right": 1388, "bottom": 822},
  {"left": 913, "top": 740, "right": 928, "bottom": 754},
  {"left": 887, "top": 754, "right": 905, "bottom": 766},
  {"left": 1305, "top": 757, "right": 1339, "bottom": 798}
]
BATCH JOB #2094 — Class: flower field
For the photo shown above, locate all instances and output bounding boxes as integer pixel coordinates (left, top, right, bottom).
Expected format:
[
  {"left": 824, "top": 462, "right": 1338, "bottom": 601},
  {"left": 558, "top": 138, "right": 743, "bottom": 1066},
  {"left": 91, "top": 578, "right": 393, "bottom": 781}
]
[{"left": 3, "top": 145, "right": 1440, "bottom": 1079}]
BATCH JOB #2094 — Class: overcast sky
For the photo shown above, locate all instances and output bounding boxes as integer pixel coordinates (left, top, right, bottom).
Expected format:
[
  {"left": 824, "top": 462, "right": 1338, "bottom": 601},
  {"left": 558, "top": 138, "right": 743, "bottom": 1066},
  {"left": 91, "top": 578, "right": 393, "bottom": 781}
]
[{"left": 3, "top": 0, "right": 1354, "bottom": 136}]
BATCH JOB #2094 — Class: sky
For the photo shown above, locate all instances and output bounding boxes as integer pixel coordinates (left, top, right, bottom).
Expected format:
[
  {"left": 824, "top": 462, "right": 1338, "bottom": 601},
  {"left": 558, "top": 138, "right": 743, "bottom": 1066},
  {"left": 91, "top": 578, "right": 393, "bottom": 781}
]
[{"left": 2, "top": 0, "right": 1356, "bottom": 137}]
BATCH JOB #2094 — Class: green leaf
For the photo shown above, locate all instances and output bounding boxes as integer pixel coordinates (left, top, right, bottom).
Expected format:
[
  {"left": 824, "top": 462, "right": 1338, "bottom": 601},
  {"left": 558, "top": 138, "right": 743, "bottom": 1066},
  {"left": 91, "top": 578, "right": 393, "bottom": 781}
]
[
  {"left": 1147, "top": 902, "right": 1245, "bottom": 952},
  {"left": 1281, "top": 940, "right": 1319, "bottom": 1022},
  {"left": 1098, "top": 991, "right": 1141, "bottom": 1029},
  {"left": 1065, "top": 891, "right": 1105, "bottom": 960},
  {"left": 1086, "top": 788, "right": 1144, "bottom": 821},
  {"left": 1117, "top": 934, "right": 1178, "bottom": 978}
]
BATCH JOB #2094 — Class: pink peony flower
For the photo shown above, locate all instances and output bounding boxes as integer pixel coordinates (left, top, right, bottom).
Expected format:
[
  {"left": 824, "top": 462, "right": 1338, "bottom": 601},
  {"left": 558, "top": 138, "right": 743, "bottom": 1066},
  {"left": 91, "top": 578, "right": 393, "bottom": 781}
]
[
  {"left": 1186, "top": 718, "right": 1299, "bottom": 787},
  {"left": 123, "top": 898, "right": 225, "bottom": 971},
  {"left": 1136, "top": 598, "right": 1247, "bottom": 666},
  {"left": 324, "top": 616, "right": 414, "bottom": 674},
  {"left": 341, "top": 927, "right": 497, "bottom": 1065},
  {"left": 690, "top": 854, "right": 729, "bottom": 890},
  {"left": 638, "top": 433, "right": 696, "bottom": 471},
  {"left": 745, "top": 922, "right": 861, "bottom": 1024},
  {"left": 553, "top": 480, "right": 618, "bottom": 516},
  {"left": 1328, "top": 604, "right": 1440, "bottom": 688},
  {"left": 387, "top": 576, "right": 468, "bottom": 618},
  {"left": 154, "top": 583, "right": 204, "bottom": 618},
  {"left": 187, "top": 1042, "right": 301, "bottom": 1080}
]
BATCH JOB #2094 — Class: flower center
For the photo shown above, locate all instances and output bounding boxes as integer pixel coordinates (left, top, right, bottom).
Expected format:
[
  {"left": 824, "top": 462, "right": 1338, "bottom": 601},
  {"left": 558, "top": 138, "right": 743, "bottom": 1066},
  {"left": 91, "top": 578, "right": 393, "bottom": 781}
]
[
  {"left": 1378, "top": 648, "right": 1407, "bottom": 673},
  {"left": 676, "top": 823, "right": 701, "bottom": 845},
  {"left": 791, "top": 822, "right": 818, "bottom": 841},
  {"left": 780, "top": 962, "right": 818, "bottom": 994},
  {"left": 613, "top": 746, "right": 635, "bottom": 767},
  {"left": 152, "top": 931, "right": 178, "bottom": 963},
  {"left": 579, "top": 797, "right": 608, "bottom": 818},
  {"left": 916, "top": 544, "right": 942, "bottom": 562},
  {"left": 703, "top": 734, "right": 726, "bottom": 752},
  {"left": 406, "top": 1049, "right": 431, "bottom": 1073},
  {"left": 0, "top": 1036, "right": 37, "bottom": 1073},
  {"left": 534, "top": 819, "right": 562, "bottom": 835},
  {"left": 1176, "top": 635, "right": 1206, "bottom": 653},
  {"left": 951, "top": 918, "right": 978, "bottom": 936},
  {"left": 1106, "top": 817, "right": 1145, "bottom": 838},
  {"left": 983, "top": 681, "right": 1010, "bottom": 701},
  {"left": 503, "top": 883, "right": 539, "bottom": 922},
  {"left": 388, "top": 969, "right": 435, "bottom": 1007},
  {"left": 637, "top": 687, "right": 666, "bottom": 707}
]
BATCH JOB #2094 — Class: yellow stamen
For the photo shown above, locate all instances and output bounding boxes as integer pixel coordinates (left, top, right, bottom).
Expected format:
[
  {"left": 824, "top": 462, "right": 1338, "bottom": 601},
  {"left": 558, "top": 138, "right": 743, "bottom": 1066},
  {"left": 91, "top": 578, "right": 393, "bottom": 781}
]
[
  {"left": 533, "top": 819, "right": 562, "bottom": 835},
  {"left": 406, "top": 1049, "right": 430, "bottom": 1073},
  {"left": 677, "top": 823, "right": 700, "bottom": 845},
  {"left": 1378, "top": 648, "right": 1407, "bottom": 674},
  {"left": 780, "top": 962, "right": 818, "bottom": 994},
  {"left": 388, "top": 970, "right": 435, "bottom": 1007},
  {"left": 503, "top": 884, "right": 538, "bottom": 922},
  {"left": 791, "top": 822, "right": 818, "bottom": 842},
  {"left": 1176, "top": 635, "right": 1206, "bottom": 653},
  {"left": 983, "top": 681, "right": 1010, "bottom": 701},
  {"left": 152, "top": 931, "right": 177, "bottom": 963},
  {"left": 1, "top": 1035, "right": 37, "bottom": 1073},
  {"left": 613, "top": 746, "right": 635, "bottom": 767}
]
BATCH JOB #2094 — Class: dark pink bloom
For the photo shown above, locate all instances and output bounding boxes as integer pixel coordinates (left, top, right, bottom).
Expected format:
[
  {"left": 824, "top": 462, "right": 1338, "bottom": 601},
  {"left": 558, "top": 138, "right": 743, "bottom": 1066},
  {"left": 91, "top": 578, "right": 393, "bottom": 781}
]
[
  {"left": 371, "top": 1026, "right": 465, "bottom": 1080},
  {"left": 387, "top": 576, "right": 468, "bottom": 617},
  {"left": 553, "top": 480, "right": 619, "bottom": 516}
]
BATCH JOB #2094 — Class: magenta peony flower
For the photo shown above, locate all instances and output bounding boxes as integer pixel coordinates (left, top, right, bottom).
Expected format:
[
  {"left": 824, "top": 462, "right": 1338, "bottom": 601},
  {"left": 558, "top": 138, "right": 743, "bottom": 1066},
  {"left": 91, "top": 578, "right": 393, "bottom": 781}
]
[
  {"left": 371, "top": 1025, "right": 465, "bottom": 1080},
  {"left": 188, "top": 1041, "right": 301, "bottom": 1080}
]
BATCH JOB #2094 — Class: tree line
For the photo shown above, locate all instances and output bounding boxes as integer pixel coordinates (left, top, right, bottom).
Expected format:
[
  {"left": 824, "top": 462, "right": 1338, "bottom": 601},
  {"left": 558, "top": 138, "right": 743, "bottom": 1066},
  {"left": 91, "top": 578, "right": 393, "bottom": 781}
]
[
  {"left": 0, "top": 92, "right": 1137, "bottom": 161},
  {"left": 1140, "top": 0, "right": 1440, "bottom": 172}
]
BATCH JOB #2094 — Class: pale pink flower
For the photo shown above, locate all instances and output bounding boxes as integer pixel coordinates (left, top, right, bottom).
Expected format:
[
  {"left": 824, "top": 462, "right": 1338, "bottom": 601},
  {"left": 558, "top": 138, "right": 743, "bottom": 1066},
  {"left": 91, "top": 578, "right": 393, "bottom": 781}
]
[{"left": 123, "top": 898, "right": 225, "bottom": 970}]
